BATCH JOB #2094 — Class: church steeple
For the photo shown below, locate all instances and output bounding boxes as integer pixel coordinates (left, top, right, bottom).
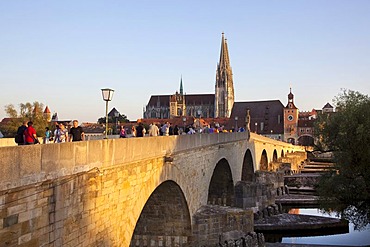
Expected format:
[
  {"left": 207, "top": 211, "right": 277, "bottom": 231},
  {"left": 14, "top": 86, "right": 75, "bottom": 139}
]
[
  {"left": 215, "top": 33, "right": 234, "bottom": 118},
  {"left": 219, "top": 33, "right": 230, "bottom": 70},
  {"left": 180, "top": 75, "right": 183, "bottom": 95}
]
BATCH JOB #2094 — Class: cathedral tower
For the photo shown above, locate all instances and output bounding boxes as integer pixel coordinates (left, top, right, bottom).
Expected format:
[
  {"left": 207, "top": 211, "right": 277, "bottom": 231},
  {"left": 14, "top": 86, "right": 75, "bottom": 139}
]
[
  {"left": 169, "top": 76, "right": 186, "bottom": 118},
  {"left": 215, "top": 33, "right": 234, "bottom": 118}
]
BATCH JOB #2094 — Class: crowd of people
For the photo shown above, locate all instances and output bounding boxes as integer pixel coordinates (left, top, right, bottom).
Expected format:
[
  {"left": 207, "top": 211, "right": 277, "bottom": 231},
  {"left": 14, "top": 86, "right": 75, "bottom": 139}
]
[
  {"left": 118, "top": 122, "right": 246, "bottom": 138},
  {"left": 15, "top": 120, "right": 85, "bottom": 145},
  {"left": 14, "top": 120, "right": 246, "bottom": 144}
]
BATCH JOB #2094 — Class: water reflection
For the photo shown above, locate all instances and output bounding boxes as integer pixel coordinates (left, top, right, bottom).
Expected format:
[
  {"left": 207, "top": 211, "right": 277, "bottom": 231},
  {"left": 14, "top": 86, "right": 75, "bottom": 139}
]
[{"left": 263, "top": 208, "right": 370, "bottom": 246}]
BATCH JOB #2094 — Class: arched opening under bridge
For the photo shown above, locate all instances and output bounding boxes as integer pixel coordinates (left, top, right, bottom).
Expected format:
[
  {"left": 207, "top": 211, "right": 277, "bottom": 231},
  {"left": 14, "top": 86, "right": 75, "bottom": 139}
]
[
  {"left": 241, "top": 149, "right": 255, "bottom": 182},
  {"left": 298, "top": 135, "right": 314, "bottom": 146},
  {"left": 259, "top": 150, "right": 268, "bottom": 171},
  {"left": 273, "top": 149, "right": 278, "bottom": 162},
  {"left": 208, "top": 158, "right": 234, "bottom": 206},
  {"left": 131, "top": 180, "right": 191, "bottom": 246}
]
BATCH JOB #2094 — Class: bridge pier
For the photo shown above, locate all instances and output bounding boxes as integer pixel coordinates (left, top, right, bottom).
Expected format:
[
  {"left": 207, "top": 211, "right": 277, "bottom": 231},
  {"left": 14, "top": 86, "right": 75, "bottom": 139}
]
[
  {"left": 192, "top": 205, "right": 254, "bottom": 246},
  {"left": 234, "top": 171, "right": 285, "bottom": 213}
]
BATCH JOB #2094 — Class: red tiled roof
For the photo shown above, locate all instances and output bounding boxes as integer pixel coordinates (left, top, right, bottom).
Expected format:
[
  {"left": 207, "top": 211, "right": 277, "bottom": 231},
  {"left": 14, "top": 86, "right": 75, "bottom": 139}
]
[{"left": 44, "top": 106, "right": 51, "bottom": 113}]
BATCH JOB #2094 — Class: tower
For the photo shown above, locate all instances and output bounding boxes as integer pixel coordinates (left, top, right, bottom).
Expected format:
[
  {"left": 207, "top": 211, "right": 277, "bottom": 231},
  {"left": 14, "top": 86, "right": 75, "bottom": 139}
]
[
  {"left": 169, "top": 76, "right": 186, "bottom": 118},
  {"left": 215, "top": 33, "right": 234, "bottom": 118},
  {"left": 283, "top": 88, "right": 299, "bottom": 144},
  {"left": 43, "top": 106, "right": 52, "bottom": 122}
]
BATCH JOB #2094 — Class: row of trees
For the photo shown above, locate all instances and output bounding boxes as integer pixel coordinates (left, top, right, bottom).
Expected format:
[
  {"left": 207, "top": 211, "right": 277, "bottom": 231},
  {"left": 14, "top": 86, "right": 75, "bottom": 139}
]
[
  {"left": 314, "top": 89, "right": 370, "bottom": 229},
  {"left": 0, "top": 102, "right": 131, "bottom": 138},
  {"left": 1, "top": 102, "right": 51, "bottom": 137}
]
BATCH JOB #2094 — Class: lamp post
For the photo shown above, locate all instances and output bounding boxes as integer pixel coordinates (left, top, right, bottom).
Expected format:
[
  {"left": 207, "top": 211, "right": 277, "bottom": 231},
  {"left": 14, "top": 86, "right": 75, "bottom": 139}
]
[
  {"left": 114, "top": 111, "right": 119, "bottom": 135},
  {"left": 255, "top": 122, "right": 258, "bottom": 133},
  {"left": 101, "top": 88, "right": 114, "bottom": 139},
  {"left": 234, "top": 116, "right": 238, "bottom": 132}
]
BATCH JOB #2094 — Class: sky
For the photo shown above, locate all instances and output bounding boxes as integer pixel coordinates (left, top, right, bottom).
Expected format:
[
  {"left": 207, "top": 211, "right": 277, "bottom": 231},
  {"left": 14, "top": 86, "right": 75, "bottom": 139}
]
[{"left": 1, "top": 1, "right": 369, "bottom": 123}]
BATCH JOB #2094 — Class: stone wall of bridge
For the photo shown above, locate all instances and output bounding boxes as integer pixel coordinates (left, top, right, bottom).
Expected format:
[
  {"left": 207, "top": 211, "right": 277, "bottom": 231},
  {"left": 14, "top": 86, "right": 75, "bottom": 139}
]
[{"left": 0, "top": 133, "right": 305, "bottom": 246}]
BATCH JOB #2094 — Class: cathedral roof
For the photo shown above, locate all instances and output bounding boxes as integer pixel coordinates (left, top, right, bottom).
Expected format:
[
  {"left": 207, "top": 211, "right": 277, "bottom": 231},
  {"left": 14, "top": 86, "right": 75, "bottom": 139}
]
[{"left": 147, "top": 94, "right": 215, "bottom": 107}]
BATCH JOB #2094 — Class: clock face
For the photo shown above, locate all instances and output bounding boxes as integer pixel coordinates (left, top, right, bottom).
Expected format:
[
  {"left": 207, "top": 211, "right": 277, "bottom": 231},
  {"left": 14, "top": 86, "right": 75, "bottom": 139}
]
[{"left": 288, "top": 115, "right": 294, "bottom": 121}]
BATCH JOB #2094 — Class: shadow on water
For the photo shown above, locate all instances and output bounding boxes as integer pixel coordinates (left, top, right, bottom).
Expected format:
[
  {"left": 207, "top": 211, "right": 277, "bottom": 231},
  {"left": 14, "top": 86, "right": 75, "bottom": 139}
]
[{"left": 262, "top": 223, "right": 349, "bottom": 243}]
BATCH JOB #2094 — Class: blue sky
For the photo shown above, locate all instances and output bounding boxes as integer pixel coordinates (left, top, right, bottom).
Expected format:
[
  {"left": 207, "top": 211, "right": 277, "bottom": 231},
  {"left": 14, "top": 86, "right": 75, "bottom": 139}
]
[{"left": 1, "top": 1, "right": 369, "bottom": 122}]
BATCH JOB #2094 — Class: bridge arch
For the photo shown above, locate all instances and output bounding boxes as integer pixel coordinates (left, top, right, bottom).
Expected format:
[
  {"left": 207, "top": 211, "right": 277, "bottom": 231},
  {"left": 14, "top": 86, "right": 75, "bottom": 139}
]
[
  {"left": 281, "top": 149, "right": 284, "bottom": 157},
  {"left": 131, "top": 180, "right": 191, "bottom": 245},
  {"left": 272, "top": 149, "right": 278, "bottom": 162},
  {"left": 208, "top": 158, "right": 234, "bottom": 206},
  {"left": 298, "top": 134, "right": 314, "bottom": 146},
  {"left": 241, "top": 149, "right": 255, "bottom": 182},
  {"left": 259, "top": 149, "right": 268, "bottom": 171}
]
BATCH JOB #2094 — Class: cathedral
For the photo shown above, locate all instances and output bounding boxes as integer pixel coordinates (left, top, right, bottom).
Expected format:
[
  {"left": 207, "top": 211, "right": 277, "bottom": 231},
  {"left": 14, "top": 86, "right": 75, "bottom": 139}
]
[{"left": 143, "top": 33, "right": 234, "bottom": 119}]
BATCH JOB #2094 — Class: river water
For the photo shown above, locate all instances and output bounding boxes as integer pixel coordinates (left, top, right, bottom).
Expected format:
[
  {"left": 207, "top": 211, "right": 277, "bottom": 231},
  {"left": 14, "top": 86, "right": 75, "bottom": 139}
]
[{"left": 281, "top": 208, "right": 370, "bottom": 246}]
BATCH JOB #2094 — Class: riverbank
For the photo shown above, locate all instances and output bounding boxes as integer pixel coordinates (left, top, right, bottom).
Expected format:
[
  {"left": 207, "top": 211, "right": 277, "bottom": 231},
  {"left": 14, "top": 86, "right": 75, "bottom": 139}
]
[{"left": 275, "top": 194, "right": 319, "bottom": 205}]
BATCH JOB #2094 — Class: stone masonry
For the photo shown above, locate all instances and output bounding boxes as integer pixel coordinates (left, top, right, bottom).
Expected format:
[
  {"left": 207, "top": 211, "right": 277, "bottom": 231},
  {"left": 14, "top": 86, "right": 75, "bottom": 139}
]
[{"left": 0, "top": 133, "right": 305, "bottom": 246}]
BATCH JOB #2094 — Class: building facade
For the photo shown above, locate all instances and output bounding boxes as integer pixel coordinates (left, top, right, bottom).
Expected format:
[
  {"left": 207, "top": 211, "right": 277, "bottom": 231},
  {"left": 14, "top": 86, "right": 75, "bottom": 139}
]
[{"left": 229, "top": 100, "right": 285, "bottom": 140}]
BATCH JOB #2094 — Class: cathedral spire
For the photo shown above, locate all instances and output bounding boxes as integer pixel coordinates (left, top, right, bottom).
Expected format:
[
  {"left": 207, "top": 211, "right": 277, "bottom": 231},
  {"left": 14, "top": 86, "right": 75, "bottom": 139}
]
[
  {"left": 218, "top": 32, "right": 230, "bottom": 70},
  {"left": 215, "top": 33, "right": 234, "bottom": 118},
  {"left": 180, "top": 75, "right": 183, "bottom": 95}
]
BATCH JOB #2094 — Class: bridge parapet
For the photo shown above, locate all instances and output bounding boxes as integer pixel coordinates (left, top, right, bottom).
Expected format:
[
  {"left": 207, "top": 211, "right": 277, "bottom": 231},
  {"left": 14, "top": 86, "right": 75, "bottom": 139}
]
[{"left": 0, "top": 133, "right": 248, "bottom": 191}]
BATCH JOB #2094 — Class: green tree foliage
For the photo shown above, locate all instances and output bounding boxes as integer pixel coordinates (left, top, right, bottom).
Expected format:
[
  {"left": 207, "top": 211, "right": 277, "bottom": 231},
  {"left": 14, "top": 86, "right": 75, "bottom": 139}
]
[
  {"left": 315, "top": 89, "right": 370, "bottom": 229},
  {"left": 1, "top": 102, "right": 51, "bottom": 137}
]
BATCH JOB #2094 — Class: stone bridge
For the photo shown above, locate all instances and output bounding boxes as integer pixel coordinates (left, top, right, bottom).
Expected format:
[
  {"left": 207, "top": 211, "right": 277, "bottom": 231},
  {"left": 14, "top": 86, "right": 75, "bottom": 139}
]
[{"left": 0, "top": 132, "right": 305, "bottom": 246}]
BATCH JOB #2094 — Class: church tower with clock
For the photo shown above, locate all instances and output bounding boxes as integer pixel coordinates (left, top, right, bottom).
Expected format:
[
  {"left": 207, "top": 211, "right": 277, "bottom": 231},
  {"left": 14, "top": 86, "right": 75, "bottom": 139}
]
[{"left": 283, "top": 88, "right": 299, "bottom": 144}]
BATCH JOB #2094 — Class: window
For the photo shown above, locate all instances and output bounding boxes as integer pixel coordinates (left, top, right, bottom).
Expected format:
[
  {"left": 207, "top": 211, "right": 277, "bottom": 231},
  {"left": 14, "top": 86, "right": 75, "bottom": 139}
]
[
  {"left": 278, "top": 115, "right": 281, "bottom": 124},
  {"left": 260, "top": 122, "right": 264, "bottom": 131}
]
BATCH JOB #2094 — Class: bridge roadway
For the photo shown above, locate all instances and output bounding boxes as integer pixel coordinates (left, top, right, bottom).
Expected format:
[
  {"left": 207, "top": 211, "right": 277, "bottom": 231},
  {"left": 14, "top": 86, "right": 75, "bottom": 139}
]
[{"left": 0, "top": 132, "right": 305, "bottom": 246}]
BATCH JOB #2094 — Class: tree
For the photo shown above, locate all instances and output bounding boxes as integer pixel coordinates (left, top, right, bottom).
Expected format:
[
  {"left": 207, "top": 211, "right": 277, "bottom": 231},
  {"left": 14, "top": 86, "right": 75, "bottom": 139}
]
[
  {"left": 1, "top": 102, "right": 51, "bottom": 137},
  {"left": 314, "top": 89, "right": 370, "bottom": 229}
]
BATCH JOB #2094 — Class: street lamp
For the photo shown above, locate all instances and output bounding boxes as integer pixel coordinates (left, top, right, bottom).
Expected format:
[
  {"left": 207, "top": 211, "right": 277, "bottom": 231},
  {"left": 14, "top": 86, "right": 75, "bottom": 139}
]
[
  {"left": 255, "top": 122, "right": 258, "bottom": 133},
  {"left": 101, "top": 88, "right": 114, "bottom": 139},
  {"left": 234, "top": 116, "right": 238, "bottom": 132}
]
